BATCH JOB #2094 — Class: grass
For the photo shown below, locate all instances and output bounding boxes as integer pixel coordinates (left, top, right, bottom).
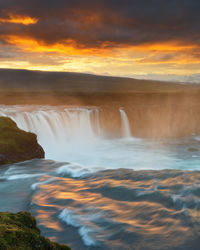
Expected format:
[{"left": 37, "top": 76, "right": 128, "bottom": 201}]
[{"left": 0, "top": 211, "right": 70, "bottom": 250}]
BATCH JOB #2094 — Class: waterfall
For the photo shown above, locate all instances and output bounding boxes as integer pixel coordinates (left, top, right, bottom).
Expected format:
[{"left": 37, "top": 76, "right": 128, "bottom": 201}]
[
  {"left": 0, "top": 106, "right": 132, "bottom": 141},
  {"left": 0, "top": 106, "right": 132, "bottom": 160},
  {"left": 120, "top": 109, "right": 132, "bottom": 138},
  {"left": 0, "top": 106, "right": 102, "bottom": 160},
  {"left": 5, "top": 108, "right": 100, "bottom": 140}
]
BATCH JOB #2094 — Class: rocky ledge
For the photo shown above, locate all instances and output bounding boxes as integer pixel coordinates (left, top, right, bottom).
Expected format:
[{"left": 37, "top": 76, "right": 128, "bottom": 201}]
[
  {"left": 0, "top": 211, "right": 70, "bottom": 249},
  {"left": 0, "top": 116, "right": 44, "bottom": 165}
]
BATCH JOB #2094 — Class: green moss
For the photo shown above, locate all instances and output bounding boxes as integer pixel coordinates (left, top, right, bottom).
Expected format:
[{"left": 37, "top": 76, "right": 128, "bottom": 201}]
[
  {"left": 0, "top": 117, "right": 44, "bottom": 165},
  {"left": 0, "top": 211, "right": 70, "bottom": 250},
  {"left": 0, "top": 117, "right": 37, "bottom": 154}
]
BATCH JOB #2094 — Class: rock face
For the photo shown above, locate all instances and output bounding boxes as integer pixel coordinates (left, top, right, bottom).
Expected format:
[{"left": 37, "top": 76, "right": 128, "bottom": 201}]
[
  {"left": 0, "top": 117, "right": 44, "bottom": 165},
  {"left": 0, "top": 211, "right": 70, "bottom": 249}
]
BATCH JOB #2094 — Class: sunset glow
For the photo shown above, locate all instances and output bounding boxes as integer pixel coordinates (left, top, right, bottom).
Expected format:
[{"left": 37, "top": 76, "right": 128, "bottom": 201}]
[
  {"left": 0, "top": 1, "right": 199, "bottom": 81},
  {"left": 0, "top": 14, "right": 38, "bottom": 25},
  {"left": 1, "top": 2, "right": 200, "bottom": 250}
]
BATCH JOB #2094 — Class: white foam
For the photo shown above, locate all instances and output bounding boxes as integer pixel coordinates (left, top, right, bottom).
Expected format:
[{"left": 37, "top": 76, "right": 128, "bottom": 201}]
[
  {"left": 78, "top": 226, "right": 97, "bottom": 247},
  {"left": 6, "top": 173, "right": 44, "bottom": 180},
  {"left": 59, "top": 208, "right": 100, "bottom": 246},
  {"left": 31, "top": 177, "right": 55, "bottom": 190},
  {"left": 3, "top": 166, "right": 26, "bottom": 175},
  {"left": 59, "top": 208, "right": 81, "bottom": 227},
  {"left": 0, "top": 165, "right": 45, "bottom": 181},
  {"left": 56, "top": 163, "right": 92, "bottom": 178}
]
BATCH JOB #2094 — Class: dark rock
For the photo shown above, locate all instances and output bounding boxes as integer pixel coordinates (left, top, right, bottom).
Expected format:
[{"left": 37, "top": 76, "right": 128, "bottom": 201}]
[
  {"left": 0, "top": 211, "right": 70, "bottom": 249},
  {"left": 0, "top": 116, "right": 45, "bottom": 165}
]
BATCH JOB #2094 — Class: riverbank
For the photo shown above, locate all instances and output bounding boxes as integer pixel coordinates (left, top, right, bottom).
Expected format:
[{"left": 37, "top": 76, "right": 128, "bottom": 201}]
[{"left": 0, "top": 211, "right": 70, "bottom": 249}]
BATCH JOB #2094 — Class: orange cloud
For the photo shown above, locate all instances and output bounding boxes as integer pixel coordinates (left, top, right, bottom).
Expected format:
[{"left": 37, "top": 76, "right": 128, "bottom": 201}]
[
  {"left": 123, "top": 42, "right": 197, "bottom": 53},
  {"left": 0, "top": 14, "right": 38, "bottom": 25},
  {"left": 1, "top": 35, "right": 113, "bottom": 56},
  {"left": 1, "top": 34, "right": 200, "bottom": 71},
  {"left": 135, "top": 57, "right": 200, "bottom": 65},
  {"left": 3, "top": 35, "right": 196, "bottom": 55}
]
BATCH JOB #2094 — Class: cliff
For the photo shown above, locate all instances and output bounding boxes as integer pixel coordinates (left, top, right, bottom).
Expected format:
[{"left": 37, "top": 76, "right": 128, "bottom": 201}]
[{"left": 0, "top": 117, "right": 44, "bottom": 165}]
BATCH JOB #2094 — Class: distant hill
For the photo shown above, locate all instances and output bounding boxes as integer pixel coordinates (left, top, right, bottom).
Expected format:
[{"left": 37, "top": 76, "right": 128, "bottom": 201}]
[{"left": 0, "top": 68, "right": 199, "bottom": 93}]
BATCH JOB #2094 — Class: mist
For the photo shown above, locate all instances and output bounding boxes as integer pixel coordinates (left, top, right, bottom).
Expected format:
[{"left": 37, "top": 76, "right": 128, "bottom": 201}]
[{"left": 0, "top": 68, "right": 200, "bottom": 138}]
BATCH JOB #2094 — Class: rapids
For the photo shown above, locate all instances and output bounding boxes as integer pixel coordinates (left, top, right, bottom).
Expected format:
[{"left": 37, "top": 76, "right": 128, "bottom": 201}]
[{"left": 1, "top": 105, "right": 200, "bottom": 250}]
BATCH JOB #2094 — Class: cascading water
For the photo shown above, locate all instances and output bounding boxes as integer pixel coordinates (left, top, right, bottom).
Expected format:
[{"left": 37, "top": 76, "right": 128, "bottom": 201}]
[
  {"left": 0, "top": 106, "right": 103, "bottom": 161},
  {"left": 120, "top": 108, "right": 132, "bottom": 138},
  {"left": 1, "top": 105, "right": 198, "bottom": 170},
  {"left": 1, "top": 105, "right": 200, "bottom": 250},
  {"left": 0, "top": 106, "right": 132, "bottom": 147}
]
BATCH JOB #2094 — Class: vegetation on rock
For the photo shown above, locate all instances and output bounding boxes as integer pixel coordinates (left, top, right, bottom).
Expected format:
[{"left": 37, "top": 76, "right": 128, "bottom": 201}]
[
  {"left": 0, "top": 211, "right": 70, "bottom": 250},
  {"left": 0, "top": 116, "right": 44, "bottom": 165}
]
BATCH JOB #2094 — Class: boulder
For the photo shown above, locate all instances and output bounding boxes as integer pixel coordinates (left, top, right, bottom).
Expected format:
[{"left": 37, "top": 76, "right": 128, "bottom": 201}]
[{"left": 0, "top": 117, "right": 44, "bottom": 165}]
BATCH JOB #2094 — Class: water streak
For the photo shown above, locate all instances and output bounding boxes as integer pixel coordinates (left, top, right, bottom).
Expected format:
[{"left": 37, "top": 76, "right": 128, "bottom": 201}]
[{"left": 120, "top": 108, "right": 132, "bottom": 137}]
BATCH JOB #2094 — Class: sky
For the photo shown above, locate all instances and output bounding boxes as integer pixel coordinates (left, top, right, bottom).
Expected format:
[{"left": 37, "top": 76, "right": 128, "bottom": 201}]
[{"left": 0, "top": 0, "right": 200, "bottom": 82}]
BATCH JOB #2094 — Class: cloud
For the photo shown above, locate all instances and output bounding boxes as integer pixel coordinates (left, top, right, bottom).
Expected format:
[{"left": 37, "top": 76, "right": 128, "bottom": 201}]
[
  {"left": 0, "top": 0, "right": 200, "bottom": 48},
  {"left": 0, "top": 0, "right": 200, "bottom": 79},
  {"left": 0, "top": 14, "right": 38, "bottom": 25}
]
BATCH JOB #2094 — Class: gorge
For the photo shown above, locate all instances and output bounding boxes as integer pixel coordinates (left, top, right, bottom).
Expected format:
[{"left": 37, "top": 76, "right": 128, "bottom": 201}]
[{"left": 1, "top": 70, "right": 200, "bottom": 249}]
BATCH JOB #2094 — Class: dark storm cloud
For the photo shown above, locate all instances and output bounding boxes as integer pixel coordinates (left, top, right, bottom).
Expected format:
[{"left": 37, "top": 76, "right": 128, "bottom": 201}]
[{"left": 0, "top": 0, "right": 200, "bottom": 48}]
